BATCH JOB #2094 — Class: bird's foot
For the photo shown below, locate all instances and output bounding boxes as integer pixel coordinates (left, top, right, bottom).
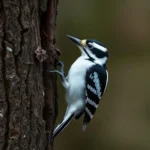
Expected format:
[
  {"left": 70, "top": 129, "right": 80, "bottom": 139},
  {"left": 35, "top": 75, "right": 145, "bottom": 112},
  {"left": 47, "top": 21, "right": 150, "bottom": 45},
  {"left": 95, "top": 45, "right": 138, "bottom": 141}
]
[{"left": 47, "top": 60, "right": 69, "bottom": 89}]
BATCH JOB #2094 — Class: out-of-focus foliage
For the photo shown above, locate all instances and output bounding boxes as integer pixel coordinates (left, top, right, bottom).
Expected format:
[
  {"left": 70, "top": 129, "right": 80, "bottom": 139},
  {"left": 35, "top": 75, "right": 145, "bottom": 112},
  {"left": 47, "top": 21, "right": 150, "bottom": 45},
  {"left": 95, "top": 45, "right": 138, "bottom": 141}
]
[{"left": 55, "top": 0, "right": 150, "bottom": 150}]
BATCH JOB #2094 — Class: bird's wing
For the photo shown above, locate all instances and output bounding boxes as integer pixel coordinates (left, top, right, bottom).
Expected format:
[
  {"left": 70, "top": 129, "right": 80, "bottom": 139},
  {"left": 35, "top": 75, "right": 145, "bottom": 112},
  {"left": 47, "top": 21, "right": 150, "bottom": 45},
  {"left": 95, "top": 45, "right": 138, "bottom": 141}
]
[{"left": 83, "top": 65, "right": 108, "bottom": 131}]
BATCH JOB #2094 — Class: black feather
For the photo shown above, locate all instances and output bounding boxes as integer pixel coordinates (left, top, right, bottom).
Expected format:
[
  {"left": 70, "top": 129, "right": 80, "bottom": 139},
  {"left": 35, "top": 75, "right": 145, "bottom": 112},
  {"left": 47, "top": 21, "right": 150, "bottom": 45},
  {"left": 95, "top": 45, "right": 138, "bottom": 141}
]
[{"left": 83, "top": 64, "right": 107, "bottom": 126}]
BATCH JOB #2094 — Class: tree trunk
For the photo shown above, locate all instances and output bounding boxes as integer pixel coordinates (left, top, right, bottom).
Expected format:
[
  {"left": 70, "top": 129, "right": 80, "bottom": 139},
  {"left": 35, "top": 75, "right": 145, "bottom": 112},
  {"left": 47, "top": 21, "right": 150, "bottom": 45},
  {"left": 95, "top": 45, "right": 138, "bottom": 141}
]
[{"left": 0, "top": 0, "right": 59, "bottom": 150}]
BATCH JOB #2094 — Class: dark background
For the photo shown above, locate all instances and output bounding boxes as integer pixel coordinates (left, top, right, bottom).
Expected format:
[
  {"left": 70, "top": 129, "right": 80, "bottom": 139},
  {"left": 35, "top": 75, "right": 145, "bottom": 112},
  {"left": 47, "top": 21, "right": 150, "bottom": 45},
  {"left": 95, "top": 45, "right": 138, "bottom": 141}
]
[{"left": 54, "top": 0, "right": 150, "bottom": 150}]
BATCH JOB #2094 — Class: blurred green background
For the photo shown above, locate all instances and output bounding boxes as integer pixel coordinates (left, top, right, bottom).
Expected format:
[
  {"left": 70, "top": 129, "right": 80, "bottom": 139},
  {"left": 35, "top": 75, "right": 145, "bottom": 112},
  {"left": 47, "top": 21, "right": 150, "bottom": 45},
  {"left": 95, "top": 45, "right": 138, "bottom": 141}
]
[{"left": 54, "top": 0, "right": 150, "bottom": 150}]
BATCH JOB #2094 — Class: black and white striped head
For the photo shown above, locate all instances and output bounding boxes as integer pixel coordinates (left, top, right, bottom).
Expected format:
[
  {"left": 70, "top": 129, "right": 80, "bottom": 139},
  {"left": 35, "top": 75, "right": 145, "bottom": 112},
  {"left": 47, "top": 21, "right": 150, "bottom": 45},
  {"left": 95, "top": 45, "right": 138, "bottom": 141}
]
[{"left": 67, "top": 35, "right": 109, "bottom": 66}]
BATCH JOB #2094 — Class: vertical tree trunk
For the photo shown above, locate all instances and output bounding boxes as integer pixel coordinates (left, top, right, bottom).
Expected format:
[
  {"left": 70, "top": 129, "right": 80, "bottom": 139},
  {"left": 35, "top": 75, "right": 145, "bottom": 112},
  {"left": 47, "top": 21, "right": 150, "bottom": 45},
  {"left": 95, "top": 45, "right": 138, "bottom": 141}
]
[{"left": 0, "top": 0, "right": 58, "bottom": 150}]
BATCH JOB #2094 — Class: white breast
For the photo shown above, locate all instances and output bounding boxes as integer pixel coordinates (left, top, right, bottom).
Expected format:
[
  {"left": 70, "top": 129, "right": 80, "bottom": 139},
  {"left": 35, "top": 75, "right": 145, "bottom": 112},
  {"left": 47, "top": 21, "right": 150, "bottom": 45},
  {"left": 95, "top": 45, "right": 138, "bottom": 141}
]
[{"left": 66, "top": 57, "right": 93, "bottom": 104}]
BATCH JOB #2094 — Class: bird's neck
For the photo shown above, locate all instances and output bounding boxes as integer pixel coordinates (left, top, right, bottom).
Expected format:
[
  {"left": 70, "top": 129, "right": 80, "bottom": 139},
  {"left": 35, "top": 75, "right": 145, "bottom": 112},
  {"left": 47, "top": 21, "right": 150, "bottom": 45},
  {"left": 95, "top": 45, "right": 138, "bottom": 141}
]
[{"left": 81, "top": 55, "right": 107, "bottom": 68}]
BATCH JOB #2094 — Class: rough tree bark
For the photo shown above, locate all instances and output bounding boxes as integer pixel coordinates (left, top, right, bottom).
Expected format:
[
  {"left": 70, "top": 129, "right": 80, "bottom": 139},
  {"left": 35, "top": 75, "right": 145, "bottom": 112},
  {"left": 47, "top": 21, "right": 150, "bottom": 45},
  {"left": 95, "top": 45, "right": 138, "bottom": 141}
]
[{"left": 0, "top": 0, "right": 59, "bottom": 150}]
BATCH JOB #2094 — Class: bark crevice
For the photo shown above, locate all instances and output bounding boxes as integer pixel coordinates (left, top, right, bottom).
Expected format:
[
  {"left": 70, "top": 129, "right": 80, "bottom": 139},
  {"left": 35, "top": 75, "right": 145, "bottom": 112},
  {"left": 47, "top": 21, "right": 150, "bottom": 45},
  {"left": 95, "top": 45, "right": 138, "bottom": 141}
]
[
  {"left": 40, "top": 0, "right": 59, "bottom": 149},
  {"left": 1, "top": 2, "right": 10, "bottom": 149}
]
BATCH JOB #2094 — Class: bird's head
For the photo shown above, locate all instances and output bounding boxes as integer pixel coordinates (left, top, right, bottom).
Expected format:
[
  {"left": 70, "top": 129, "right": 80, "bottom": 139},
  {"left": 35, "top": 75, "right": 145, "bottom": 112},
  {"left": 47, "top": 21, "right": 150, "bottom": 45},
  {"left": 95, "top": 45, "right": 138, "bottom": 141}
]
[{"left": 67, "top": 35, "right": 109, "bottom": 66}]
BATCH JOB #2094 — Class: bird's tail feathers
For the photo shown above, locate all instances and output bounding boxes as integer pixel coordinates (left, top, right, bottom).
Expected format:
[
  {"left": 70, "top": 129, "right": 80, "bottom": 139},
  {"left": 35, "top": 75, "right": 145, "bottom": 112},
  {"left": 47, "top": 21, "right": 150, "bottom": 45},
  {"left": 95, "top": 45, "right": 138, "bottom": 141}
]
[
  {"left": 82, "top": 123, "right": 87, "bottom": 131},
  {"left": 51, "top": 113, "right": 74, "bottom": 141}
]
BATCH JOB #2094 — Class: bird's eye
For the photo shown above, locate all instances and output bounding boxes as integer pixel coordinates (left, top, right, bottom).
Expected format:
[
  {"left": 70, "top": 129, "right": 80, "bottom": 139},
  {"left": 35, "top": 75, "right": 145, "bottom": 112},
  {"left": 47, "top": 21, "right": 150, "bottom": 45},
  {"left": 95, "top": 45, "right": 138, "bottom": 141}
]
[{"left": 87, "top": 43, "right": 93, "bottom": 49}]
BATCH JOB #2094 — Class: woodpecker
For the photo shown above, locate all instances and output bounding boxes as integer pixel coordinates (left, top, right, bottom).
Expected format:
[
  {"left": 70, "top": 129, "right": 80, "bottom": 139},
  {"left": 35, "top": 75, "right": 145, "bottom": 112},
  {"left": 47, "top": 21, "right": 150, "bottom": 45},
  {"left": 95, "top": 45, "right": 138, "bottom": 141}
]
[{"left": 49, "top": 35, "right": 109, "bottom": 140}]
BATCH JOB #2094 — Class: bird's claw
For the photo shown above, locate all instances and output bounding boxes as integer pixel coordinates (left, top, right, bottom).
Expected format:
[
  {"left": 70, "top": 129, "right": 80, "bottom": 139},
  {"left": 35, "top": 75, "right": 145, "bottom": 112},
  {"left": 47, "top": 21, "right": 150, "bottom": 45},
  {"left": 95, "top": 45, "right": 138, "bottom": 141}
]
[
  {"left": 56, "top": 60, "right": 64, "bottom": 68},
  {"left": 47, "top": 60, "right": 68, "bottom": 89},
  {"left": 47, "top": 70, "right": 58, "bottom": 73}
]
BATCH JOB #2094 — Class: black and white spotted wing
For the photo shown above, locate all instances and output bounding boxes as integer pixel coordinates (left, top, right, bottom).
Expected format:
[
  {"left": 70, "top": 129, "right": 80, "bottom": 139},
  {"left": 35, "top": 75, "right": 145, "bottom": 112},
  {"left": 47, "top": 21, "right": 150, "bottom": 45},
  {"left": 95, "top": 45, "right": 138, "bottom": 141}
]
[{"left": 83, "top": 64, "right": 108, "bottom": 130}]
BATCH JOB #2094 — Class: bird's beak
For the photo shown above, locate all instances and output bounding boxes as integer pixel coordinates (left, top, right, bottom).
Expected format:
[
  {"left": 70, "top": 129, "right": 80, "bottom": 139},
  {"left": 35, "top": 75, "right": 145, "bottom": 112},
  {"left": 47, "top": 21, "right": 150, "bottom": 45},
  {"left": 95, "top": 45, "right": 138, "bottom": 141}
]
[{"left": 67, "top": 35, "right": 86, "bottom": 47}]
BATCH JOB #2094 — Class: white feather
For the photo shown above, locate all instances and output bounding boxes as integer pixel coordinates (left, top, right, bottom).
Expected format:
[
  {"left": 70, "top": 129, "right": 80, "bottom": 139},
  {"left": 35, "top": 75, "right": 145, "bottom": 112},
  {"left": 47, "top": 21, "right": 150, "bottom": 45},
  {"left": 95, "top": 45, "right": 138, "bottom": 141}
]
[
  {"left": 66, "top": 57, "right": 93, "bottom": 115},
  {"left": 92, "top": 42, "right": 107, "bottom": 52},
  {"left": 104, "top": 70, "right": 108, "bottom": 93}
]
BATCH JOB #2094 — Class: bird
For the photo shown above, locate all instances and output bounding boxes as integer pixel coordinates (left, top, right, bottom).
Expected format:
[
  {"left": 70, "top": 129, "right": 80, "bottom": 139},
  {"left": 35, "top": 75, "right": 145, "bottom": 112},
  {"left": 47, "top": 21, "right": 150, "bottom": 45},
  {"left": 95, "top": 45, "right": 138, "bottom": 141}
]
[{"left": 49, "top": 35, "right": 109, "bottom": 140}]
